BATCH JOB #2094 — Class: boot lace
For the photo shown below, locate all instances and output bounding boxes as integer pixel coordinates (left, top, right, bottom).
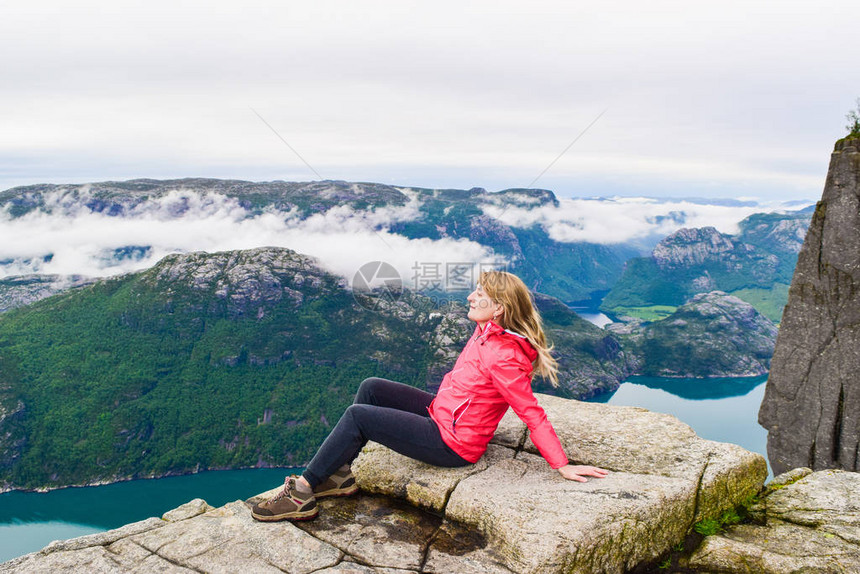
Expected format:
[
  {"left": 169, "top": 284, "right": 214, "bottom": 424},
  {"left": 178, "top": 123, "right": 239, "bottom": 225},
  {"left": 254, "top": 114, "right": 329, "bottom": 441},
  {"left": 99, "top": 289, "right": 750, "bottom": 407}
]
[{"left": 269, "top": 476, "right": 295, "bottom": 503}]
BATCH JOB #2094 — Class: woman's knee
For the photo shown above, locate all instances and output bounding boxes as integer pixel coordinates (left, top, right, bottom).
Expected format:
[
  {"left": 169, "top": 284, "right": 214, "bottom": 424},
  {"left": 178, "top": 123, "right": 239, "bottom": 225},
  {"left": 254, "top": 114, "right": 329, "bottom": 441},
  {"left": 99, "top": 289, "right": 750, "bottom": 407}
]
[
  {"left": 336, "top": 404, "right": 366, "bottom": 433},
  {"left": 355, "top": 377, "right": 385, "bottom": 404},
  {"left": 344, "top": 403, "right": 359, "bottom": 416}
]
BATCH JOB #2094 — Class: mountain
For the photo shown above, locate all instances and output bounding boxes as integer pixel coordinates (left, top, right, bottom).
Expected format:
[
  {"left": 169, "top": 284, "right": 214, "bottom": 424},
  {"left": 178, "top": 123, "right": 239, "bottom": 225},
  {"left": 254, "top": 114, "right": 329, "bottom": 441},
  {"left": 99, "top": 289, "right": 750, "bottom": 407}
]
[
  {"left": 600, "top": 210, "right": 811, "bottom": 323},
  {"left": 0, "top": 275, "right": 94, "bottom": 313},
  {"left": 0, "top": 178, "right": 410, "bottom": 218},
  {"left": 609, "top": 291, "right": 778, "bottom": 378},
  {"left": 384, "top": 187, "right": 640, "bottom": 302},
  {"left": 0, "top": 247, "right": 633, "bottom": 491},
  {"left": 0, "top": 178, "right": 640, "bottom": 305}
]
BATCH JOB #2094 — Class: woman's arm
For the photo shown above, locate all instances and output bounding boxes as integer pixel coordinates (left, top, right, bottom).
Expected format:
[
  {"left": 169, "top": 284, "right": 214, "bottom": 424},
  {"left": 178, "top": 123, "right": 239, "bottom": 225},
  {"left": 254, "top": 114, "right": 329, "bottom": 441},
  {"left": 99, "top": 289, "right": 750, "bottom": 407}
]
[
  {"left": 487, "top": 354, "right": 569, "bottom": 468},
  {"left": 486, "top": 349, "right": 608, "bottom": 480}
]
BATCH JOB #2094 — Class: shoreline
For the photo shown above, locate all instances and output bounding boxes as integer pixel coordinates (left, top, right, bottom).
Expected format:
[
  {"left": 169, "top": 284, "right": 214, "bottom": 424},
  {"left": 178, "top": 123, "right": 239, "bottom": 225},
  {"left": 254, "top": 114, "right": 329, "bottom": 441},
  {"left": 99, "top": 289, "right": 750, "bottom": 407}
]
[{"left": 0, "top": 464, "right": 301, "bottom": 496}]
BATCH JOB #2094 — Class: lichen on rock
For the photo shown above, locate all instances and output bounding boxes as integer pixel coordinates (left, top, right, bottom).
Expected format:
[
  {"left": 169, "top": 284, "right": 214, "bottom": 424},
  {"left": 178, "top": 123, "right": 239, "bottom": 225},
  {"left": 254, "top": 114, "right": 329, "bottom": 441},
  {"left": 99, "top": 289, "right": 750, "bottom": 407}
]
[{"left": 685, "top": 469, "right": 860, "bottom": 573}]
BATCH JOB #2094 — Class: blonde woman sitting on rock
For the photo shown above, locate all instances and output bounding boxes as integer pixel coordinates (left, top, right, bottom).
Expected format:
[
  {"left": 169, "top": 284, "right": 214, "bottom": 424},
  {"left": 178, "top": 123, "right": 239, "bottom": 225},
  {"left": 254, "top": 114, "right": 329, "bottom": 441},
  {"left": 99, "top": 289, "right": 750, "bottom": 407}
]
[{"left": 252, "top": 270, "right": 608, "bottom": 522}]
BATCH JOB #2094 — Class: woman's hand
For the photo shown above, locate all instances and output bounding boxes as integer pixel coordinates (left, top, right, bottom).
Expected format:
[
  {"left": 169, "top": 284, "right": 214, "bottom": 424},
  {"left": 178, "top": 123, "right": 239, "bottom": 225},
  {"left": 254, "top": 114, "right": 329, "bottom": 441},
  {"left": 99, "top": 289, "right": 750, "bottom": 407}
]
[{"left": 557, "top": 464, "right": 609, "bottom": 482}]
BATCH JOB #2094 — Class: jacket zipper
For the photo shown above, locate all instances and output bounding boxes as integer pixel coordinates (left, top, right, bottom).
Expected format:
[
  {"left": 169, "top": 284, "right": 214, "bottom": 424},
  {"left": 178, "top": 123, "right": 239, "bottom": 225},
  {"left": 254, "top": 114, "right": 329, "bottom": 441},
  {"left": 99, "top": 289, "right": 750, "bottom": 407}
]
[{"left": 451, "top": 398, "right": 471, "bottom": 434}]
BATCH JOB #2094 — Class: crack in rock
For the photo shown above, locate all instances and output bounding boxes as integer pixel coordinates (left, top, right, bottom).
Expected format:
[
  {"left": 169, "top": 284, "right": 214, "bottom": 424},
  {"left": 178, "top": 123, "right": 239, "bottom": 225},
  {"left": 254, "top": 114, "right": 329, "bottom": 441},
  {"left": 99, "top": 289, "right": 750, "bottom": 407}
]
[
  {"left": 417, "top": 523, "right": 442, "bottom": 572},
  {"left": 691, "top": 451, "right": 713, "bottom": 526}
]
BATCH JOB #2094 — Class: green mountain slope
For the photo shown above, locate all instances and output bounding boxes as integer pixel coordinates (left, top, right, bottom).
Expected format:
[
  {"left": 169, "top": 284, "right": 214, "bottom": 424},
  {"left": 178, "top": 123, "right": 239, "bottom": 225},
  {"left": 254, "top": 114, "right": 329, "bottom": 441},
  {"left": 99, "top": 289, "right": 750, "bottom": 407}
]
[
  {"left": 600, "top": 211, "right": 811, "bottom": 322},
  {"left": 0, "top": 247, "right": 632, "bottom": 490},
  {"left": 609, "top": 291, "right": 778, "bottom": 377},
  {"left": 0, "top": 248, "right": 434, "bottom": 489}
]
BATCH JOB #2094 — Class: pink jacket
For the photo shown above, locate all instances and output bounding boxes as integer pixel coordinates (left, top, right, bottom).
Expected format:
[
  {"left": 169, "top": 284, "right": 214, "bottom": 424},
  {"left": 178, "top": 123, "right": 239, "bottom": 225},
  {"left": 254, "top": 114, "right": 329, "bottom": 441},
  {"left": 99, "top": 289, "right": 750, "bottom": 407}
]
[{"left": 427, "top": 320, "right": 569, "bottom": 468}]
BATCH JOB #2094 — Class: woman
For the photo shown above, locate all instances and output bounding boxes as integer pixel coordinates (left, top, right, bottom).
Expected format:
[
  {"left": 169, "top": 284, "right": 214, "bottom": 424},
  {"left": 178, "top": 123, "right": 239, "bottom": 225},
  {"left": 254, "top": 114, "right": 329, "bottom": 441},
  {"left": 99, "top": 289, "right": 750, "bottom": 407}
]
[{"left": 252, "top": 270, "right": 608, "bottom": 522}]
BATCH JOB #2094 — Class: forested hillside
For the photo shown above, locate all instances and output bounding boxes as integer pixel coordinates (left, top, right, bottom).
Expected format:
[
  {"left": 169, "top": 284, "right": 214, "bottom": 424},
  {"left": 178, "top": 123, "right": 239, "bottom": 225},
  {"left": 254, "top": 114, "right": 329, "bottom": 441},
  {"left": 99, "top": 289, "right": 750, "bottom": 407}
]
[
  {"left": 0, "top": 248, "right": 434, "bottom": 489},
  {"left": 0, "top": 247, "right": 633, "bottom": 491}
]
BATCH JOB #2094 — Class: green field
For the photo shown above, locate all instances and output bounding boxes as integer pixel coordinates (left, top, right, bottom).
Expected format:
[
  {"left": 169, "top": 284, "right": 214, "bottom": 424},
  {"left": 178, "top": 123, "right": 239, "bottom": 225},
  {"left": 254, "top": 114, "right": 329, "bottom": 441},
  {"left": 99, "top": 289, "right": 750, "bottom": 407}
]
[
  {"left": 729, "top": 284, "right": 790, "bottom": 323},
  {"left": 606, "top": 305, "right": 678, "bottom": 322}
]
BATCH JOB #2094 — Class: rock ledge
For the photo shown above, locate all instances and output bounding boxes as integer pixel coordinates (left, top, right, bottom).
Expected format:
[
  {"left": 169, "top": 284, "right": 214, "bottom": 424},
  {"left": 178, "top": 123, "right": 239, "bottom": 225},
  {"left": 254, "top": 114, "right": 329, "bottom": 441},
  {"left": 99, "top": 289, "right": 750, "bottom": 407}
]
[
  {"left": 685, "top": 468, "right": 860, "bottom": 573},
  {"left": 1, "top": 395, "right": 767, "bottom": 574}
]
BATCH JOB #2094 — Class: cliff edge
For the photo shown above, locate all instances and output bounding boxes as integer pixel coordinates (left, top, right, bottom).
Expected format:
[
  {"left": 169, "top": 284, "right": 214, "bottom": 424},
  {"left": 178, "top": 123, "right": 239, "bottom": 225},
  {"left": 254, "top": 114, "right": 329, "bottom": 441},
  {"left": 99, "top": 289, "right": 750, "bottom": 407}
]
[
  {"left": 1, "top": 395, "right": 766, "bottom": 574},
  {"left": 759, "top": 137, "right": 860, "bottom": 474}
]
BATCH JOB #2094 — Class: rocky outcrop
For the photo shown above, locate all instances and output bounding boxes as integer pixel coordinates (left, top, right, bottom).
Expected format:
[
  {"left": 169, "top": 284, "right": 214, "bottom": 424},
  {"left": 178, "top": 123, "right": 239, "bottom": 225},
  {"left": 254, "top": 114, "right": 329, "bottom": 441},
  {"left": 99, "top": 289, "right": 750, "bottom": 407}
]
[
  {"left": 148, "top": 247, "right": 342, "bottom": 319},
  {"left": 685, "top": 469, "right": 860, "bottom": 573},
  {"left": 759, "top": 137, "right": 860, "bottom": 474},
  {"left": 601, "top": 212, "right": 811, "bottom": 323},
  {"left": 467, "top": 214, "right": 525, "bottom": 262},
  {"left": 0, "top": 395, "right": 767, "bottom": 573},
  {"left": 652, "top": 226, "right": 738, "bottom": 269},
  {"left": 0, "top": 498, "right": 349, "bottom": 573},
  {"left": 738, "top": 211, "right": 811, "bottom": 255},
  {"left": 351, "top": 396, "right": 765, "bottom": 573},
  {"left": 609, "top": 291, "right": 778, "bottom": 377},
  {"left": 0, "top": 274, "right": 94, "bottom": 313}
]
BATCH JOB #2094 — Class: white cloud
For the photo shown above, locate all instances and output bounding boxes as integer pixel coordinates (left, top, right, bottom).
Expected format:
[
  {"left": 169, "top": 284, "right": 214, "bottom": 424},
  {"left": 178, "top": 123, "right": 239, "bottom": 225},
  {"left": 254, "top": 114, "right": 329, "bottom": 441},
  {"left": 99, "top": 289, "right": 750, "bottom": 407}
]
[
  {"left": 0, "top": 189, "right": 495, "bottom": 289},
  {"left": 481, "top": 196, "right": 801, "bottom": 245},
  {"left": 1, "top": 184, "right": 811, "bottom": 292}
]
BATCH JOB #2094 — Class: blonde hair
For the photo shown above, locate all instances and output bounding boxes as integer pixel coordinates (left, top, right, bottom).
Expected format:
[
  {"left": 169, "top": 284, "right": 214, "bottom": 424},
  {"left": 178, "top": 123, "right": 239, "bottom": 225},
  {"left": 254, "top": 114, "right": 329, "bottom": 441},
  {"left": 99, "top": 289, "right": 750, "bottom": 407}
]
[{"left": 479, "top": 270, "right": 559, "bottom": 386}]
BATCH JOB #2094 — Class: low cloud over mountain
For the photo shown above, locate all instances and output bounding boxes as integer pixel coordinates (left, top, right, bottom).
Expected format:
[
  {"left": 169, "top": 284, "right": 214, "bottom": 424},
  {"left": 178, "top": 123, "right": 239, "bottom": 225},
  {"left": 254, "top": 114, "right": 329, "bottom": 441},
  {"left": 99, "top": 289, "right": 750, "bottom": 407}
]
[{"left": 0, "top": 179, "right": 808, "bottom": 290}]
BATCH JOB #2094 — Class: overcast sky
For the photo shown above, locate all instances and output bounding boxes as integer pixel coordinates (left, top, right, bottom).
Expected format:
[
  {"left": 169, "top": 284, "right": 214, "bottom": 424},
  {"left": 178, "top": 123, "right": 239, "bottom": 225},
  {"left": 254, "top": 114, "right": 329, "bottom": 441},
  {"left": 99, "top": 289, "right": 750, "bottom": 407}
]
[{"left": 2, "top": 0, "right": 857, "bottom": 202}]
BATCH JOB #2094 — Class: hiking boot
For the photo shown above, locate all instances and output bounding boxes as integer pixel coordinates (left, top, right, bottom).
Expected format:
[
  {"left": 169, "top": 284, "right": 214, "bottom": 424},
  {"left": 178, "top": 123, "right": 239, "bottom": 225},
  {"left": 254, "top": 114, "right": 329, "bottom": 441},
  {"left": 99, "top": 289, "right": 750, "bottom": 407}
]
[
  {"left": 251, "top": 476, "right": 318, "bottom": 522},
  {"left": 314, "top": 465, "right": 359, "bottom": 498}
]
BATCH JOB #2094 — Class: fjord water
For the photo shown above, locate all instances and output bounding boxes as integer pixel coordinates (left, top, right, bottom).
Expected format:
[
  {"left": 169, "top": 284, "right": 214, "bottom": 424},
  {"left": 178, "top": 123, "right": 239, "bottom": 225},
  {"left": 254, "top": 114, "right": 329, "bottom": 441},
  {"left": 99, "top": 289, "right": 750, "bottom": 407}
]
[
  {"left": 0, "top": 375, "right": 770, "bottom": 563},
  {"left": 0, "top": 468, "right": 298, "bottom": 562},
  {"left": 589, "top": 375, "right": 770, "bottom": 478}
]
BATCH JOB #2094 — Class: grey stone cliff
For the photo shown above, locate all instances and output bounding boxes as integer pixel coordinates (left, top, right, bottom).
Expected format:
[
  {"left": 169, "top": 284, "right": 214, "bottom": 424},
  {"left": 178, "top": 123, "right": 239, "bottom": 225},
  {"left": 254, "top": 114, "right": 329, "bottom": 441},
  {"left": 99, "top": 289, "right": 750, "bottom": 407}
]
[
  {"left": 1, "top": 395, "right": 767, "bottom": 574},
  {"left": 759, "top": 137, "right": 860, "bottom": 474},
  {"left": 652, "top": 226, "right": 738, "bottom": 269}
]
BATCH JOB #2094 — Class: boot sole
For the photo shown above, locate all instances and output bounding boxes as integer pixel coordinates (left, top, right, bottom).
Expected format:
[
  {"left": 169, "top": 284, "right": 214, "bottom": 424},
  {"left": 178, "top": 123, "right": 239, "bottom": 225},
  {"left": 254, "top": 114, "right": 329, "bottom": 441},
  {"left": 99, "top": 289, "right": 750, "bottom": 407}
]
[
  {"left": 315, "top": 484, "right": 360, "bottom": 498},
  {"left": 251, "top": 507, "right": 319, "bottom": 522}
]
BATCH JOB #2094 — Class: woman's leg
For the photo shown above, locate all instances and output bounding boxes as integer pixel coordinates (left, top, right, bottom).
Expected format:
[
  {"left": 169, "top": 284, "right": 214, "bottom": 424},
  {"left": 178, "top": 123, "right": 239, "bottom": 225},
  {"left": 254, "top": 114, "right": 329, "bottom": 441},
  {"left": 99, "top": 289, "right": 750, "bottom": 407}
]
[
  {"left": 302, "top": 403, "right": 469, "bottom": 488},
  {"left": 353, "top": 377, "right": 435, "bottom": 415}
]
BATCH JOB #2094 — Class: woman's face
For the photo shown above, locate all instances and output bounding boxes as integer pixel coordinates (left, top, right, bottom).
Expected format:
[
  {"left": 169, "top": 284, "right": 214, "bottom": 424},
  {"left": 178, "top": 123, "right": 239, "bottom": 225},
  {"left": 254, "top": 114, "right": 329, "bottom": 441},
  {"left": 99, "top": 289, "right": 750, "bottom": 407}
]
[{"left": 467, "top": 283, "right": 503, "bottom": 326}]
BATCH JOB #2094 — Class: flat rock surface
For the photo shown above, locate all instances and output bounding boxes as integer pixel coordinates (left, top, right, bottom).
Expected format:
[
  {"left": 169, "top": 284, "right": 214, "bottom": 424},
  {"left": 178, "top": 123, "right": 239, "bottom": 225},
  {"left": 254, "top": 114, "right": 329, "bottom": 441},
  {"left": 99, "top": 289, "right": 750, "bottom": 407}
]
[
  {"left": 1, "top": 395, "right": 767, "bottom": 573},
  {"left": 353, "top": 394, "right": 766, "bottom": 573}
]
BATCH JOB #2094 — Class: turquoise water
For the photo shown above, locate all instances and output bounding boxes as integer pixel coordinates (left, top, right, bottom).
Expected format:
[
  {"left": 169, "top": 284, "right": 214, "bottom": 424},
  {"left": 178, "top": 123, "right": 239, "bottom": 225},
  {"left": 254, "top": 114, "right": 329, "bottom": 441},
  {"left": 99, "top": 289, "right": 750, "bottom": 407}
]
[
  {"left": 0, "top": 468, "right": 298, "bottom": 563},
  {"left": 589, "top": 375, "right": 770, "bottom": 477},
  {"left": 0, "top": 375, "right": 770, "bottom": 564}
]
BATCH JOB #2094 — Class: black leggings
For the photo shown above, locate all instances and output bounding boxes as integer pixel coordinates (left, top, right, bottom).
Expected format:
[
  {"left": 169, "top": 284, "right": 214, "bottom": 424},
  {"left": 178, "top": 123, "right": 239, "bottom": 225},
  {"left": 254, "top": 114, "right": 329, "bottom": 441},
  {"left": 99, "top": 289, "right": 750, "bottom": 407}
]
[{"left": 302, "top": 377, "right": 470, "bottom": 488}]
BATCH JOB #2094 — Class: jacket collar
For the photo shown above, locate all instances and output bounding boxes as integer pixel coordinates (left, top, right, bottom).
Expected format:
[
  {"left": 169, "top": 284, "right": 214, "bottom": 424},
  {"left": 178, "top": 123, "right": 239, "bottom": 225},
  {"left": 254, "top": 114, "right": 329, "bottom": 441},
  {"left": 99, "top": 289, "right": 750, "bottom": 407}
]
[
  {"left": 473, "top": 320, "right": 538, "bottom": 361},
  {"left": 479, "top": 319, "right": 502, "bottom": 335}
]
